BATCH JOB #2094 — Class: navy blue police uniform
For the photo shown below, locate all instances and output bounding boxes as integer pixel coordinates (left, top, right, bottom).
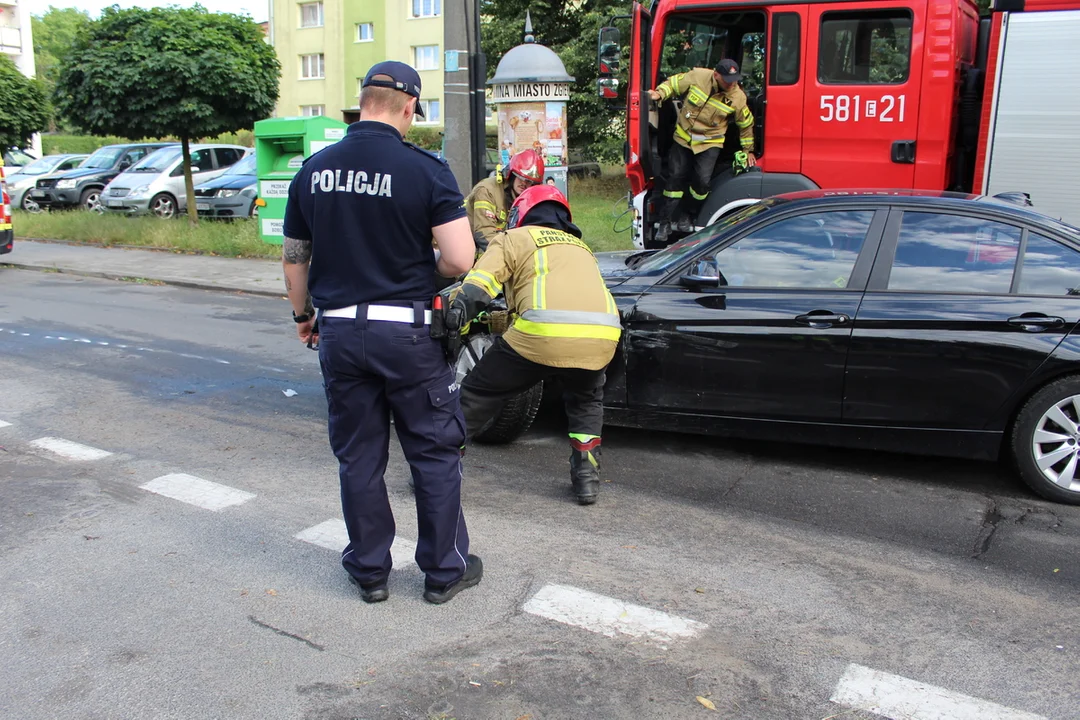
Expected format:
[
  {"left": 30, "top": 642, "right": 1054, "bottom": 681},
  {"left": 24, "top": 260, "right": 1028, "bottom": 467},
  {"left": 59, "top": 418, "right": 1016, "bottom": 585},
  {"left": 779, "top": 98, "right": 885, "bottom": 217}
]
[{"left": 283, "top": 117, "right": 471, "bottom": 593}]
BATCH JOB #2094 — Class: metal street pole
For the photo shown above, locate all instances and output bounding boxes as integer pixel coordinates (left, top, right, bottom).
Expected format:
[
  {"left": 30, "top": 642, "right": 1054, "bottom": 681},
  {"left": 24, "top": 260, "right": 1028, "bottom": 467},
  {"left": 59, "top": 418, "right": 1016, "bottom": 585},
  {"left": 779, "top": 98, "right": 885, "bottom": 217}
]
[{"left": 444, "top": 0, "right": 483, "bottom": 194}]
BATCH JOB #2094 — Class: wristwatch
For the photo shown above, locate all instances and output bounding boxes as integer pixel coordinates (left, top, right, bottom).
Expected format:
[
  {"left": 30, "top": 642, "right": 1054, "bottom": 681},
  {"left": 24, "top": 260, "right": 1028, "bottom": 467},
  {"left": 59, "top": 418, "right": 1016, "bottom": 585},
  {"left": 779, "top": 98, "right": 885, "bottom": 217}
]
[{"left": 292, "top": 311, "right": 312, "bottom": 323}]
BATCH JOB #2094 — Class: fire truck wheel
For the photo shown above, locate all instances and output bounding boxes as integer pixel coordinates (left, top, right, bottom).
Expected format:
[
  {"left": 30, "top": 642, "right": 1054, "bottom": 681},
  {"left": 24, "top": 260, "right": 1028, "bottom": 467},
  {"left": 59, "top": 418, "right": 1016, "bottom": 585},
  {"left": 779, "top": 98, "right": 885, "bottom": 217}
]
[{"left": 1010, "top": 375, "right": 1080, "bottom": 505}]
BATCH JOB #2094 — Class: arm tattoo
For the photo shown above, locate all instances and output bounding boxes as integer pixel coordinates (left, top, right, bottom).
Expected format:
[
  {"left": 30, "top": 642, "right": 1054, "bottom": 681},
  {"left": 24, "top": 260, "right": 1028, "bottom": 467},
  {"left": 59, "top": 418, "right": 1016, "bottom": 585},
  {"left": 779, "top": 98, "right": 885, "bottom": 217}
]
[{"left": 283, "top": 236, "right": 313, "bottom": 265}]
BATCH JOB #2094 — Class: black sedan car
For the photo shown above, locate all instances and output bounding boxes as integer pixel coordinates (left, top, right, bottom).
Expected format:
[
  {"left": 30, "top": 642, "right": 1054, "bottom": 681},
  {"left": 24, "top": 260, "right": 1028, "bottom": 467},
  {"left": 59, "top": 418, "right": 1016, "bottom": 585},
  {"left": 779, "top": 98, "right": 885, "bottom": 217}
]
[{"left": 469, "top": 190, "right": 1080, "bottom": 505}]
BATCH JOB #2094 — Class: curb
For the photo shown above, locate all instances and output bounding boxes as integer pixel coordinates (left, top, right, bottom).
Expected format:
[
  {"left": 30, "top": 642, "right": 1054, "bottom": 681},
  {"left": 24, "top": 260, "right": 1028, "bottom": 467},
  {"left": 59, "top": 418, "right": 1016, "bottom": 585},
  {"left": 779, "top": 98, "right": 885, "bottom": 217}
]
[{"left": 3, "top": 261, "right": 286, "bottom": 300}]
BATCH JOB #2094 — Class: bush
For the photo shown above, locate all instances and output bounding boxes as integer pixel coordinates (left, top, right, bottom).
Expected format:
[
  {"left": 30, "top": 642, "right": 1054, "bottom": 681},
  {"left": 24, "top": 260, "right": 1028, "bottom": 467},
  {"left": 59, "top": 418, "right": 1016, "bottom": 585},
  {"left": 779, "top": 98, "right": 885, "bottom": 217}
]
[{"left": 40, "top": 130, "right": 256, "bottom": 156}]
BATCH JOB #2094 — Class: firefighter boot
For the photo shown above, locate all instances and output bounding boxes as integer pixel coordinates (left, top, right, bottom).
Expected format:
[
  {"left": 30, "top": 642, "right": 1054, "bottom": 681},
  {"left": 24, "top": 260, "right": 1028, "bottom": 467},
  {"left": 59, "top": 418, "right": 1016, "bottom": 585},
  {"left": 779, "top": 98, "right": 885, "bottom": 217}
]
[{"left": 568, "top": 437, "right": 602, "bottom": 505}]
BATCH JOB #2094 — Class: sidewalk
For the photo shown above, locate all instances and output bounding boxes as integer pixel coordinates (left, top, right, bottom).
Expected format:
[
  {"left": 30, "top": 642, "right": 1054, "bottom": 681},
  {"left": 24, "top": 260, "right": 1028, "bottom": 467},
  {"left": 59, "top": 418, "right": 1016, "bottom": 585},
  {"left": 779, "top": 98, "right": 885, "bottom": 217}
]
[{"left": 3, "top": 239, "right": 285, "bottom": 297}]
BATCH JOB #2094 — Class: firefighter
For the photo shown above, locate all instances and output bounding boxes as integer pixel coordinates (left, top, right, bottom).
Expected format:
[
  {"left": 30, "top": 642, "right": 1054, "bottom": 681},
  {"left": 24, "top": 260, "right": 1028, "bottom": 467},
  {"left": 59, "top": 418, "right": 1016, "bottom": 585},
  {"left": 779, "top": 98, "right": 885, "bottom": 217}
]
[
  {"left": 464, "top": 149, "right": 545, "bottom": 253},
  {"left": 648, "top": 58, "right": 756, "bottom": 245},
  {"left": 448, "top": 185, "right": 621, "bottom": 505}
]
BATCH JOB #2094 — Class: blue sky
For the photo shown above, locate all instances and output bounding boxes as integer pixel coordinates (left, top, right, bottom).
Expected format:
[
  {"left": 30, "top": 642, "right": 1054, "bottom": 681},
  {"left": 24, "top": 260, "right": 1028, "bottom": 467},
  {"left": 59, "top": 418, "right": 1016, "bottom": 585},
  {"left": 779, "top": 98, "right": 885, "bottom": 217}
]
[{"left": 28, "top": 0, "right": 269, "bottom": 23}]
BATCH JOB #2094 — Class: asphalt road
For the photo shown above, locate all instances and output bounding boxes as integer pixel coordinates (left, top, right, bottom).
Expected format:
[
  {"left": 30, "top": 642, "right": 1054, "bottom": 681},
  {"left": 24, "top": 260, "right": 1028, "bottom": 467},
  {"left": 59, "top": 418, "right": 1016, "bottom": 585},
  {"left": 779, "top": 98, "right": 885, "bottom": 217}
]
[{"left": 1, "top": 268, "right": 1077, "bottom": 720}]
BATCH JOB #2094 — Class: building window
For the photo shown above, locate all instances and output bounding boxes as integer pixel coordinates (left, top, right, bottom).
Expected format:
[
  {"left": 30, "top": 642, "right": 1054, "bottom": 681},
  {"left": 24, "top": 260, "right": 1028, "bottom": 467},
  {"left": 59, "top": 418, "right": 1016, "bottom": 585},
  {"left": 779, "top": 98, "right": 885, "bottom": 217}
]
[
  {"left": 299, "top": 2, "right": 324, "bottom": 28},
  {"left": 413, "top": 44, "right": 439, "bottom": 71},
  {"left": 356, "top": 22, "right": 374, "bottom": 42},
  {"left": 411, "top": 0, "right": 441, "bottom": 18},
  {"left": 418, "top": 99, "right": 441, "bottom": 123},
  {"left": 300, "top": 105, "right": 325, "bottom": 117},
  {"left": 300, "top": 53, "right": 325, "bottom": 79}
]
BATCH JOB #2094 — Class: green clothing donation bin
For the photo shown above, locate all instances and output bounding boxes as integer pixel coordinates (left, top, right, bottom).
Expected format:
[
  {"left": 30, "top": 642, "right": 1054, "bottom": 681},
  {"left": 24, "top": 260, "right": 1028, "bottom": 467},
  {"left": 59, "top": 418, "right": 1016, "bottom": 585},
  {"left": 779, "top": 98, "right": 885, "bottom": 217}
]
[{"left": 254, "top": 116, "right": 349, "bottom": 244}]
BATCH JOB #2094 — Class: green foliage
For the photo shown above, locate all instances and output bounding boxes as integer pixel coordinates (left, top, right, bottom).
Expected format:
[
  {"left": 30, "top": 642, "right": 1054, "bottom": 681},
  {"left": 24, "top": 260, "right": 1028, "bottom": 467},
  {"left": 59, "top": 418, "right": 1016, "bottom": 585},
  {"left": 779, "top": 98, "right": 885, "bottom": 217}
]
[
  {"left": 41, "top": 131, "right": 255, "bottom": 156},
  {"left": 405, "top": 126, "right": 444, "bottom": 151},
  {"left": 55, "top": 7, "right": 279, "bottom": 141},
  {"left": 481, "top": 0, "right": 628, "bottom": 163},
  {"left": 0, "top": 55, "right": 49, "bottom": 150},
  {"left": 31, "top": 7, "right": 91, "bottom": 129}
]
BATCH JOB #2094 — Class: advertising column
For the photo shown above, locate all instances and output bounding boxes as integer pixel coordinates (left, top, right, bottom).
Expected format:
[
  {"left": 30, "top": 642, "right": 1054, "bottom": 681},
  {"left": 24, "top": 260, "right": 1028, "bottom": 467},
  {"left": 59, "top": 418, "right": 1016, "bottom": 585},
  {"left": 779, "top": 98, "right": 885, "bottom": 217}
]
[{"left": 491, "top": 82, "right": 571, "bottom": 195}]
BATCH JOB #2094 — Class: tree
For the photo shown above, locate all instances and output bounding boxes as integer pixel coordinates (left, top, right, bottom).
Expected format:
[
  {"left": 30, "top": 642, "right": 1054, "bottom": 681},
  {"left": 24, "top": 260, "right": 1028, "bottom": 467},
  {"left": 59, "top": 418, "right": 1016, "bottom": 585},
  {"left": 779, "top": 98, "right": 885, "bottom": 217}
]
[
  {"left": 0, "top": 55, "right": 49, "bottom": 152},
  {"left": 481, "top": 0, "right": 628, "bottom": 163},
  {"left": 31, "top": 6, "right": 91, "bottom": 129},
  {"left": 54, "top": 6, "right": 280, "bottom": 223}
]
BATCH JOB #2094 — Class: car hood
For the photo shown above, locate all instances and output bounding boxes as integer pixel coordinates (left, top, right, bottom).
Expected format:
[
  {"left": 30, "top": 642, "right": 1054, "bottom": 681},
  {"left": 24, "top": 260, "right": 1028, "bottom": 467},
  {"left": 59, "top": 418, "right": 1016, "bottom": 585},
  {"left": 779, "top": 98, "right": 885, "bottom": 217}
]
[
  {"left": 595, "top": 250, "right": 653, "bottom": 287},
  {"left": 55, "top": 167, "right": 113, "bottom": 181},
  {"left": 196, "top": 174, "right": 256, "bottom": 191}
]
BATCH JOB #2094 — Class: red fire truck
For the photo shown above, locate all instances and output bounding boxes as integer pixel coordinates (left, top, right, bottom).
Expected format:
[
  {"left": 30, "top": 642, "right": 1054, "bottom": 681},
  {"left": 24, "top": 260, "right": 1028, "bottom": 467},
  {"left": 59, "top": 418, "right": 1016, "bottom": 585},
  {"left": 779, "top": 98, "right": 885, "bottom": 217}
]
[{"left": 599, "top": 0, "right": 1080, "bottom": 248}]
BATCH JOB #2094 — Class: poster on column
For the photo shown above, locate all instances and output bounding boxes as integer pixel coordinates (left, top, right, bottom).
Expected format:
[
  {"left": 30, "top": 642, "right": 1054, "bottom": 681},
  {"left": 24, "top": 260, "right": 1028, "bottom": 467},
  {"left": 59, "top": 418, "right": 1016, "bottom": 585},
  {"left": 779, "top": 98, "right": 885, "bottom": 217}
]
[{"left": 497, "top": 102, "right": 569, "bottom": 170}]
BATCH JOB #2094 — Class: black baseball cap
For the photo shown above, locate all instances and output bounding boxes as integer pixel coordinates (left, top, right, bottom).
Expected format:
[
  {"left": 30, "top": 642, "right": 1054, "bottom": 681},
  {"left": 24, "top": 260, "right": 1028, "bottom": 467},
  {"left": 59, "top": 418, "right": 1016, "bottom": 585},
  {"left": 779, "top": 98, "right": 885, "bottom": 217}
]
[
  {"left": 362, "top": 60, "right": 425, "bottom": 118},
  {"left": 715, "top": 59, "right": 743, "bottom": 82}
]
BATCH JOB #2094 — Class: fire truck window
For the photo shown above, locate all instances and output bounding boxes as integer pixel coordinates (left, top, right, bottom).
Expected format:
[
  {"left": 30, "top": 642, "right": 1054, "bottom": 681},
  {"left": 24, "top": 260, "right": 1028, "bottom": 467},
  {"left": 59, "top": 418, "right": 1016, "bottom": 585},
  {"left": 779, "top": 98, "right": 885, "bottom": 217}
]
[
  {"left": 770, "top": 13, "right": 800, "bottom": 86},
  {"left": 740, "top": 32, "right": 766, "bottom": 93},
  {"left": 888, "top": 212, "right": 1021, "bottom": 294},
  {"left": 818, "top": 10, "right": 912, "bottom": 85},
  {"left": 1018, "top": 234, "right": 1080, "bottom": 296},
  {"left": 660, "top": 19, "right": 729, "bottom": 80}
]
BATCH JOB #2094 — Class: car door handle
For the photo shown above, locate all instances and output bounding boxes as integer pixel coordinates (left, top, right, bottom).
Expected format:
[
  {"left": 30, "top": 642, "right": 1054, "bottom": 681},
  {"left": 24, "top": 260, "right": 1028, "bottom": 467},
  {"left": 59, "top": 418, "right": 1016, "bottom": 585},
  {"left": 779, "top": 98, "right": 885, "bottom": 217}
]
[
  {"left": 1008, "top": 314, "right": 1065, "bottom": 331},
  {"left": 795, "top": 311, "right": 849, "bottom": 328}
]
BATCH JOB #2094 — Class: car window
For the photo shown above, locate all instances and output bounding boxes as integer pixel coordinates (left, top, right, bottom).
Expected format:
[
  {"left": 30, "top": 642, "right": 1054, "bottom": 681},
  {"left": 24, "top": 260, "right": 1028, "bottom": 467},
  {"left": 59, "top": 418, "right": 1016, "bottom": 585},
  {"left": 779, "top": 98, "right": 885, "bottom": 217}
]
[
  {"left": 82, "top": 147, "right": 124, "bottom": 169},
  {"left": 214, "top": 148, "right": 243, "bottom": 168},
  {"left": 713, "top": 210, "right": 875, "bottom": 288},
  {"left": 1018, "top": 234, "right": 1080, "bottom": 296},
  {"left": 124, "top": 147, "right": 152, "bottom": 166},
  {"left": 61, "top": 157, "right": 86, "bottom": 171},
  {"left": 224, "top": 154, "right": 257, "bottom": 176},
  {"left": 888, "top": 212, "right": 1021, "bottom": 294},
  {"left": 15, "top": 156, "right": 62, "bottom": 175},
  {"left": 636, "top": 202, "right": 778, "bottom": 274},
  {"left": 191, "top": 150, "right": 212, "bottom": 171}
]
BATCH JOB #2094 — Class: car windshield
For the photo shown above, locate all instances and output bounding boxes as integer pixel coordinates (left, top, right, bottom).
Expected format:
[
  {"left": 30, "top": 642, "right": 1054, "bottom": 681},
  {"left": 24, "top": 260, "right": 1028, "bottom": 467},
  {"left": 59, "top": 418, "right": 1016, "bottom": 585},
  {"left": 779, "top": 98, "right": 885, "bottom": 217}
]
[
  {"left": 224, "top": 154, "right": 256, "bottom": 176},
  {"left": 633, "top": 201, "right": 777, "bottom": 273},
  {"left": 14, "top": 156, "right": 64, "bottom": 176},
  {"left": 82, "top": 148, "right": 125, "bottom": 169},
  {"left": 130, "top": 148, "right": 181, "bottom": 173}
]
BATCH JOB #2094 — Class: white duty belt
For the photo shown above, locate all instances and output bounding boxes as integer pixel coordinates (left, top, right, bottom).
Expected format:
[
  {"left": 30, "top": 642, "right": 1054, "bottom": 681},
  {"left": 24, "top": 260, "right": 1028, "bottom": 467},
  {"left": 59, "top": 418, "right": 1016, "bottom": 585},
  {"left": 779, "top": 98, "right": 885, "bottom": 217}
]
[{"left": 321, "top": 304, "right": 432, "bottom": 325}]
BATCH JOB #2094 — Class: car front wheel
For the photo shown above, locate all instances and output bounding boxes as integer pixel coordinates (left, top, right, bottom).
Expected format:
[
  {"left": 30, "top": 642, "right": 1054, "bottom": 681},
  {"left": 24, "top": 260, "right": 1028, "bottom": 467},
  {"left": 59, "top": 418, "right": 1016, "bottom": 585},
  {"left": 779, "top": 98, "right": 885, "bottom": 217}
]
[
  {"left": 1011, "top": 375, "right": 1080, "bottom": 505},
  {"left": 80, "top": 188, "right": 103, "bottom": 213},
  {"left": 150, "top": 193, "right": 177, "bottom": 219},
  {"left": 21, "top": 194, "right": 41, "bottom": 213},
  {"left": 454, "top": 333, "right": 543, "bottom": 444}
]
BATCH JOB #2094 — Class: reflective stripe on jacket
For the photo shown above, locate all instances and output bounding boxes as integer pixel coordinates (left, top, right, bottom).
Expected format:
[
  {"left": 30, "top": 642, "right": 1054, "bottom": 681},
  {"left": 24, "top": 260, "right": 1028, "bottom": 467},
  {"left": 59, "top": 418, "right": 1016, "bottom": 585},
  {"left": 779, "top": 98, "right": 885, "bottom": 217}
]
[
  {"left": 465, "top": 177, "right": 511, "bottom": 251},
  {"left": 655, "top": 67, "right": 755, "bottom": 155},
  {"left": 462, "top": 226, "right": 620, "bottom": 370}
]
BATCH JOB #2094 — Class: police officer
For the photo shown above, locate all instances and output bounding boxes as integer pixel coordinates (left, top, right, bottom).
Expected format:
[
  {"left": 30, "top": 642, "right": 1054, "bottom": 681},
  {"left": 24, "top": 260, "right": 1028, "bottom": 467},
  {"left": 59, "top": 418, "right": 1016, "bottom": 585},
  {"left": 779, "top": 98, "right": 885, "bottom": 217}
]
[
  {"left": 464, "top": 149, "right": 544, "bottom": 253},
  {"left": 282, "top": 61, "right": 482, "bottom": 605},
  {"left": 448, "top": 186, "right": 621, "bottom": 505},
  {"left": 648, "top": 59, "right": 756, "bottom": 245}
]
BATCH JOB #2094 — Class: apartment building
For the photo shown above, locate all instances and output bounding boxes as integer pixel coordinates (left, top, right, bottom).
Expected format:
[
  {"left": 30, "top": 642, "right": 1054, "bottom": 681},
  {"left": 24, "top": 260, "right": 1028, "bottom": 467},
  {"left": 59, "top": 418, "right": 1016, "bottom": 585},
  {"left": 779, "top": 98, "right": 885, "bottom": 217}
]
[
  {"left": 0, "top": 0, "right": 40, "bottom": 155},
  {"left": 270, "top": 0, "right": 444, "bottom": 125}
]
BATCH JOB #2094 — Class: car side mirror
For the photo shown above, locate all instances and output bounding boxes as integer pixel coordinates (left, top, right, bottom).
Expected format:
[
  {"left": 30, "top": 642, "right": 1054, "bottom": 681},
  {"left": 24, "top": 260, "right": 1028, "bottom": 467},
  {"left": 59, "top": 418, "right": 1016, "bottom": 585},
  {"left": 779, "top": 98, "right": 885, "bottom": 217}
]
[
  {"left": 118, "top": 160, "right": 131, "bottom": 170},
  {"left": 679, "top": 259, "right": 722, "bottom": 290}
]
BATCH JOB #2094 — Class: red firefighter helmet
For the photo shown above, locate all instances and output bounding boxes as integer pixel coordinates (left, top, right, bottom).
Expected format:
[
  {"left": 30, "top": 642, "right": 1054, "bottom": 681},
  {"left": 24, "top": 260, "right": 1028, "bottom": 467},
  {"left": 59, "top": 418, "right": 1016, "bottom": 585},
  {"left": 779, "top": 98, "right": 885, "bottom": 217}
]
[
  {"left": 506, "top": 149, "right": 545, "bottom": 185},
  {"left": 507, "top": 185, "right": 571, "bottom": 229}
]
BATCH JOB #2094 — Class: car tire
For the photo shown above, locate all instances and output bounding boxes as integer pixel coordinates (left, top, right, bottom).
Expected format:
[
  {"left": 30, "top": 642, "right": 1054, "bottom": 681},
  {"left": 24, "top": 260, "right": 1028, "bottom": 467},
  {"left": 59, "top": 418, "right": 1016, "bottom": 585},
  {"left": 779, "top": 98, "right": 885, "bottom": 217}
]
[
  {"left": 21, "top": 194, "right": 41, "bottom": 213},
  {"left": 149, "top": 193, "right": 177, "bottom": 220},
  {"left": 1010, "top": 375, "right": 1080, "bottom": 505},
  {"left": 454, "top": 333, "right": 543, "bottom": 445},
  {"left": 80, "top": 188, "right": 103, "bottom": 213}
]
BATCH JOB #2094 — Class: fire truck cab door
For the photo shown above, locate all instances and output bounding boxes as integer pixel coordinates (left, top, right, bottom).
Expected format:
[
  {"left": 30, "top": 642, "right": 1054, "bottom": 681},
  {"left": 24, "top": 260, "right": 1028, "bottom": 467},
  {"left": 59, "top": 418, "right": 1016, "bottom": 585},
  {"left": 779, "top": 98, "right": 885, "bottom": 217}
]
[{"left": 802, "top": 0, "right": 926, "bottom": 189}]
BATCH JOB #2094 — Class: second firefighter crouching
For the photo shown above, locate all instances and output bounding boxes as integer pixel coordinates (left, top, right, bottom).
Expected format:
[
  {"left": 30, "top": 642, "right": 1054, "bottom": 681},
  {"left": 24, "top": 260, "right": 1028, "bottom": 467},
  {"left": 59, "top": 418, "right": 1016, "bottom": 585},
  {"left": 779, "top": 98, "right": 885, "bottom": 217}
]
[
  {"left": 464, "top": 149, "right": 545, "bottom": 255},
  {"left": 448, "top": 185, "right": 621, "bottom": 505}
]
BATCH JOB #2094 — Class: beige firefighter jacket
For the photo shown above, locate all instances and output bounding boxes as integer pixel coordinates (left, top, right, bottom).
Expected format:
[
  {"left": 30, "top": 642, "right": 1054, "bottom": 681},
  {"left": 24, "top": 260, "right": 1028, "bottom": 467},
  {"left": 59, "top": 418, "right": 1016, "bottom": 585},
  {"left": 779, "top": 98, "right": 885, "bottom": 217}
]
[
  {"left": 655, "top": 67, "right": 755, "bottom": 155},
  {"left": 465, "top": 176, "right": 512, "bottom": 249},
  {"left": 462, "top": 226, "right": 621, "bottom": 371}
]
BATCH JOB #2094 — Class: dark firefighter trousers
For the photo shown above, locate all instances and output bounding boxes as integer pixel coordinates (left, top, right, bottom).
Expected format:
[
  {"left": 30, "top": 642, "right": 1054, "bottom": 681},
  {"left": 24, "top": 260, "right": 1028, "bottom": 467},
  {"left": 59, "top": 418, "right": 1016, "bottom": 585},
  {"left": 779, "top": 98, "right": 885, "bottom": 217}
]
[
  {"left": 460, "top": 337, "right": 606, "bottom": 440},
  {"left": 318, "top": 311, "right": 470, "bottom": 590},
  {"left": 657, "top": 144, "right": 722, "bottom": 226}
]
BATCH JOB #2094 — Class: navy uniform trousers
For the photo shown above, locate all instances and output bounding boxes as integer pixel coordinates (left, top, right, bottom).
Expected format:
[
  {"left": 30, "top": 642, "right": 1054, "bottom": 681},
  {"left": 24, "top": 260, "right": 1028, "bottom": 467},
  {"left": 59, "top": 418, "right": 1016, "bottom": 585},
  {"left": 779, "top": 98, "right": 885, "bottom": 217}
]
[{"left": 317, "top": 307, "right": 469, "bottom": 589}]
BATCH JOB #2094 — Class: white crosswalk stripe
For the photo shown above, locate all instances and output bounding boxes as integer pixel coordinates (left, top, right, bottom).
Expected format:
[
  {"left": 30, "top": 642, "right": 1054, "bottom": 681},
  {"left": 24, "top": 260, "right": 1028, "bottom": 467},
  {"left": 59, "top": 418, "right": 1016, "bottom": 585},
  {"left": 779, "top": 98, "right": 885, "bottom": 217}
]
[
  {"left": 523, "top": 583, "right": 707, "bottom": 643},
  {"left": 29, "top": 437, "right": 113, "bottom": 461},
  {"left": 140, "top": 473, "right": 255, "bottom": 511},
  {"left": 294, "top": 518, "right": 417, "bottom": 568},
  {"left": 0, "top": 420, "right": 11, "bottom": 428},
  {"left": 830, "top": 664, "right": 1049, "bottom": 720}
]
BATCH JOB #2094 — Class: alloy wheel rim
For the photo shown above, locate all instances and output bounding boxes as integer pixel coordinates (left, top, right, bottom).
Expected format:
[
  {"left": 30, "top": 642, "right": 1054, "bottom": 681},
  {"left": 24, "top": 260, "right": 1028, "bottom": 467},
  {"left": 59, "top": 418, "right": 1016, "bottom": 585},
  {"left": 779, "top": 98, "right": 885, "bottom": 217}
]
[
  {"left": 87, "top": 192, "right": 102, "bottom": 213},
  {"left": 454, "top": 334, "right": 491, "bottom": 386},
  {"left": 22, "top": 196, "right": 40, "bottom": 213},
  {"left": 153, "top": 197, "right": 175, "bottom": 218},
  {"left": 1031, "top": 395, "right": 1080, "bottom": 492}
]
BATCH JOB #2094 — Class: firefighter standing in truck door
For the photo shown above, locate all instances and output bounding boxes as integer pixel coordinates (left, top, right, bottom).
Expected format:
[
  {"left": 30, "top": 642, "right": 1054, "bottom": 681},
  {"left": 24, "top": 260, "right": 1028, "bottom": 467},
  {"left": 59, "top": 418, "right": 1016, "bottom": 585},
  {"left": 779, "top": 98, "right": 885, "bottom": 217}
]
[
  {"left": 648, "top": 59, "right": 756, "bottom": 245},
  {"left": 464, "top": 149, "right": 545, "bottom": 254},
  {"left": 447, "top": 185, "right": 621, "bottom": 506},
  {"left": 281, "top": 60, "right": 483, "bottom": 606}
]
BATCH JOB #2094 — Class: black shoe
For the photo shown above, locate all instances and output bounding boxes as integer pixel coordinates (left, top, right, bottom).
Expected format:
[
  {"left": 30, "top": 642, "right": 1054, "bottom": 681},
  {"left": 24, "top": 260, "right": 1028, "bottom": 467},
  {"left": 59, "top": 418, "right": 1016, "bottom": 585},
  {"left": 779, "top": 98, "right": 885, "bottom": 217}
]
[
  {"left": 423, "top": 554, "right": 483, "bottom": 605},
  {"left": 676, "top": 216, "right": 694, "bottom": 233},
  {"left": 654, "top": 223, "right": 671, "bottom": 246},
  {"left": 348, "top": 575, "right": 389, "bottom": 604},
  {"left": 569, "top": 447, "right": 601, "bottom": 505}
]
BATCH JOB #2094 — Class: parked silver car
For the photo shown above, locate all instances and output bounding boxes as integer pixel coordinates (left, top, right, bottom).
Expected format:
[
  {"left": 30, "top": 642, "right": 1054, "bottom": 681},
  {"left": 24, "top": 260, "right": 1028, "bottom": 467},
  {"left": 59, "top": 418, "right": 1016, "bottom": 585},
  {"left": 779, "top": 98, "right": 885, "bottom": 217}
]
[
  {"left": 102, "top": 144, "right": 250, "bottom": 219},
  {"left": 194, "top": 154, "right": 258, "bottom": 219},
  {"left": 5, "top": 154, "right": 90, "bottom": 212}
]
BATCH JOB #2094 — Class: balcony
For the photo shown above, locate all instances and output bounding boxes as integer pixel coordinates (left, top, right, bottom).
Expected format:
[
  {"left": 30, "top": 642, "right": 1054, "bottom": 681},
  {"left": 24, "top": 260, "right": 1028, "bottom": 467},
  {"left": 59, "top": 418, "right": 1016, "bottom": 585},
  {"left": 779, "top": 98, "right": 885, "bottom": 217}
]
[{"left": 0, "top": 26, "right": 20, "bottom": 54}]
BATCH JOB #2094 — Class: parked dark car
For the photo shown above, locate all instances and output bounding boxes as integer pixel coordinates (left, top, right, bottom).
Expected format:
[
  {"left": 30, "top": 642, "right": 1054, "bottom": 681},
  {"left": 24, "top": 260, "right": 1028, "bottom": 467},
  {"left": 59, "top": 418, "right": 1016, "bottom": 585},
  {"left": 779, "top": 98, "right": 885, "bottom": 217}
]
[
  {"left": 463, "top": 190, "right": 1080, "bottom": 505},
  {"left": 31, "top": 143, "right": 175, "bottom": 212},
  {"left": 193, "top": 153, "right": 258, "bottom": 219},
  {"left": 567, "top": 149, "right": 602, "bottom": 178}
]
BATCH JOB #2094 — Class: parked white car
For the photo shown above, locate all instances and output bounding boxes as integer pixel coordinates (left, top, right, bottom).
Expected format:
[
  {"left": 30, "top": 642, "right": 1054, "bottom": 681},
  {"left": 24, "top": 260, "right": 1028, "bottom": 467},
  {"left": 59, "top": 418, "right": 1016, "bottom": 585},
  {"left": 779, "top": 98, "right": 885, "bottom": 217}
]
[
  {"left": 102, "top": 144, "right": 250, "bottom": 218},
  {"left": 5, "top": 154, "right": 89, "bottom": 212}
]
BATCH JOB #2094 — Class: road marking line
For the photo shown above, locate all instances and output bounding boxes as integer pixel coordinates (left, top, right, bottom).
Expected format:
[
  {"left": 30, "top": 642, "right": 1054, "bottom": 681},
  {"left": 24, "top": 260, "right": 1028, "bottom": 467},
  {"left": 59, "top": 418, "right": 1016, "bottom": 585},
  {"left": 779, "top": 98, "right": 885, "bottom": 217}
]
[
  {"left": 523, "top": 583, "right": 707, "bottom": 643},
  {"left": 0, "top": 420, "right": 11, "bottom": 428},
  {"left": 830, "top": 664, "right": 1048, "bottom": 720},
  {"left": 294, "top": 519, "right": 416, "bottom": 567},
  {"left": 29, "top": 437, "right": 113, "bottom": 461},
  {"left": 140, "top": 473, "right": 255, "bottom": 511}
]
